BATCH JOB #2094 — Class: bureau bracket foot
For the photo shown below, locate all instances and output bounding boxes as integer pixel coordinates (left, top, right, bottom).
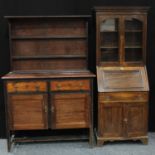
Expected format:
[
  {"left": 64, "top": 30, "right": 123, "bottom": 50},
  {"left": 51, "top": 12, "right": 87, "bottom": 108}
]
[{"left": 141, "top": 138, "right": 148, "bottom": 145}]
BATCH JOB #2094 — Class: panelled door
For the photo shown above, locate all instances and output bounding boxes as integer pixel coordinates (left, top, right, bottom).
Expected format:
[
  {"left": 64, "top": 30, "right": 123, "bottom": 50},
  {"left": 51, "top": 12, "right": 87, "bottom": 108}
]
[
  {"left": 9, "top": 94, "right": 48, "bottom": 130},
  {"left": 51, "top": 93, "right": 90, "bottom": 129},
  {"left": 98, "top": 102, "right": 124, "bottom": 138}
]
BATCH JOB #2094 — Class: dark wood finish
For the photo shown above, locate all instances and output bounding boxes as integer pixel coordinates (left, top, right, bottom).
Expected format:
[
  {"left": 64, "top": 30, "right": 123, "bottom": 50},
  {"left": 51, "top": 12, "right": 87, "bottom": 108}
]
[
  {"left": 125, "top": 102, "right": 148, "bottom": 137},
  {"left": 51, "top": 93, "right": 90, "bottom": 129},
  {"left": 95, "top": 7, "right": 148, "bottom": 66},
  {"left": 2, "top": 16, "right": 95, "bottom": 151},
  {"left": 97, "top": 92, "right": 148, "bottom": 144},
  {"left": 14, "top": 135, "right": 88, "bottom": 143},
  {"left": 98, "top": 102, "right": 123, "bottom": 138},
  {"left": 12, "top": 39, "right": 87, "bottom": 57},
  {"left": 9, "top": 94, "right": 48, "bottom": 130},
  {"left": 13, "top": 59, "right": 87, "bottom": 71},
  {"left": 95, "top": 7, "right": 149, "bottom": 146},
  {"left": 50, "top": 79, "right": 90, "bottom": 91},
  {"left": 7, "top": 16, "right": 89, "bottom": 71},
  {"left": 2, "top": 71, "right": 95, "bottom": 80},
  {"left": 98, "top": 92, "right": 148, "bottom": 102},
  {"left": 97, "top": 67, "right": 149, "bottom": 92},
  {"left": 7, "top": 81, "right": 47, "bottom": 93}
]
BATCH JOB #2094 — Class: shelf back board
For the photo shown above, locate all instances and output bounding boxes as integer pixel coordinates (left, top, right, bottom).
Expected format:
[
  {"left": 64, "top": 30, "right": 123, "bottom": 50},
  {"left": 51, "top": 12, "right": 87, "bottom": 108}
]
[{"left": 6, "top": 16, "right": 90, "bottom": 72}]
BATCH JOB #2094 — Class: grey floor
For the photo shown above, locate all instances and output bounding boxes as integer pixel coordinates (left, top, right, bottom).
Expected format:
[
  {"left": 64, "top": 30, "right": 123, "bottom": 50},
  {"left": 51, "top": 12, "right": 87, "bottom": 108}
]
[{"left": 1, "top": 133, "right": 155, "bottom": 155}]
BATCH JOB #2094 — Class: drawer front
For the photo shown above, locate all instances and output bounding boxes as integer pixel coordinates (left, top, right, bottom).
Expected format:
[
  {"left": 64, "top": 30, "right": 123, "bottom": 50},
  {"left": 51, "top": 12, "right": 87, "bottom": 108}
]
[
  {"left": 7, "top": 81, "right": 47, "bottom": 93},
  {"left": 99, "top": 92, "right": 148, "bottom": 102},
  {"left": 50, "top": 80, "right": 90, "bottom": 91}
]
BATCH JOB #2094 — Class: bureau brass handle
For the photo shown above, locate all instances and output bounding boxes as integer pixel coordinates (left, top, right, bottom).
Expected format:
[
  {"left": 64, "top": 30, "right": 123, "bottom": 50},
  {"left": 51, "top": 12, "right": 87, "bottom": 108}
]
[
  {"left": 106, "top": 96, "right": 110, "bottom": 100},
  {"left": 51, "top": 106, "right": 55, "bottom": 113},
  {"left": 124, "top": 118, "right": 128, "bottom": 123},
  {"left": 44, "top": 105, "right": 48, "bottom": 113},
  {"left": 56, "top": 84, "right": 61, "bottom": 89}
]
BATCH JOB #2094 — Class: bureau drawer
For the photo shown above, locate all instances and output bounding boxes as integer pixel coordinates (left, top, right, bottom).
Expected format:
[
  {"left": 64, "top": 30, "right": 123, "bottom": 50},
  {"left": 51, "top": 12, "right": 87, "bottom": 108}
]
[
  {"left": 50, "top": 80, "right": 90, "bottom": 91},
  {"left": 7, "top": 81, "right": 47, "bottom": 93},
  {"left": 99, "top": 92, "right": 148, "bottom": 102}
]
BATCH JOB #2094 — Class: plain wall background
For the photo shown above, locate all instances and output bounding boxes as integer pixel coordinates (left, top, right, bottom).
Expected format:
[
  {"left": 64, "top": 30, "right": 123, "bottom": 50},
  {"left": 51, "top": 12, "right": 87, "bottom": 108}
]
[{"left": 0, "top": 0, "right": 154, "bottom": 138}]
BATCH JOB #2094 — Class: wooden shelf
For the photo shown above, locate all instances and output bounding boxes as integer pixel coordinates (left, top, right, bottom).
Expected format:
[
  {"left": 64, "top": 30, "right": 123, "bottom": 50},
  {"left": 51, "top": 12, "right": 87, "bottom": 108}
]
[
  {"left": 11, "top": 35, "right": 87, "bottom": 40},
  {"left": 14, "top": 134, "right": 88, "bottom": 143},
  {"left": 125, "top": 30, "right": 142, "bottom": 32},
  {"left": 12, "top": 55, "right": 87, "bottom": 60},
  {"left": 101, "top": 31, "right": 118, "bottom": 33},
  {"left": 125, "top": 46, "right": 142, "bottom": 48},
  {"left": 100, "top": 46, "right": 118, "bottom": 49}
]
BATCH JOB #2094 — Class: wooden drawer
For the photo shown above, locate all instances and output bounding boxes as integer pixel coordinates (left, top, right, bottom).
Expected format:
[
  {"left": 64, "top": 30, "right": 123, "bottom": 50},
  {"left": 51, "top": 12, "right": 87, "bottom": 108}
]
[
  {"left": 7, "top": 81, "right": 47, "bottom": 93},
  {"left": 50, "top": 80, "right": 90, "bottom": 91},
  {"left": 99, "top": 92, "right": 148, "bottom": 102}
]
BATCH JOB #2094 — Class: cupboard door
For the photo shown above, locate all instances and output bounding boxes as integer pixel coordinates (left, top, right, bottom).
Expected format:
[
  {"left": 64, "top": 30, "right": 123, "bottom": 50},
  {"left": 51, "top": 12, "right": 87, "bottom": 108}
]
[
  {"left": 51, "top": 93, "right": 90, "bottom": 129},
  {"left": 98, "top": 102, "right": 124, "bottom": 138},
  {"left": 97, "top": 17, "right": 120, "bottom": 65},
  {"left": 125, "top": 102, "right": 148, "bottom": 137},
  {"left": 9, "top": 94, "right": 48, "bottom": 130},
  {"left": 124, "top": 16, "right": 144, "bottom": 63}
]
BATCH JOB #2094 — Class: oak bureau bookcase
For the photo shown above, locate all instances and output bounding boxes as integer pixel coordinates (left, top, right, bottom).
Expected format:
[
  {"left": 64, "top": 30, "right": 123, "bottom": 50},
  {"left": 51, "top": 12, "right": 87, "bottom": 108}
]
[
  {"left": 94, "top": 7, "right": 149, "bottom": 146},
  {"left": 2, "top": 16, "right": 95, "bottom": 151}
]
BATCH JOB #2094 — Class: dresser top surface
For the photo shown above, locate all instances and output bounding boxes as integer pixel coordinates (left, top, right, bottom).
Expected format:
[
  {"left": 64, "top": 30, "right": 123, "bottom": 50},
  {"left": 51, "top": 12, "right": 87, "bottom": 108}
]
[{"left": 2, "top": 70, "right": 95, "bottom": 80}]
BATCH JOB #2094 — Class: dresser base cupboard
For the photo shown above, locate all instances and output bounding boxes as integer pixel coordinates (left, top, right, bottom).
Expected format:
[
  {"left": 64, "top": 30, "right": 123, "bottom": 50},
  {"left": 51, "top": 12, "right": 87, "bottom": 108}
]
[{"left": 3, "top": 76, "right": 94, "bottom": 151}]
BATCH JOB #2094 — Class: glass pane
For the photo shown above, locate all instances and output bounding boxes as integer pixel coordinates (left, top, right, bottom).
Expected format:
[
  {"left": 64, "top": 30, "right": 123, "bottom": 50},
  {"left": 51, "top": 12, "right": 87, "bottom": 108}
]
[
  {"left": 101, "top": 48, "right": 119, "bottom": 62},
  {"left": 100, "top": 18, "right": 119, "bottom": 62},
  {"left": 125, "top": 18, "right": 143, "bottom": 62},
  {"left": 125, "top": 48, "right": 142, "bottom": 61},
  {"left": 125, "top": 19, "right": 142, "bottom": 31}
]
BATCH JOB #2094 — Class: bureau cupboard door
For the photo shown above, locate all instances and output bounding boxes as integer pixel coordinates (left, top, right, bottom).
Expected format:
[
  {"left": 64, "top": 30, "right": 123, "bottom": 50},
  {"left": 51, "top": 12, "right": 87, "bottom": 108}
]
[
  {"left": 125, "top": 102, "right": 148, "bottom": 137},
  {"left": 9, "top": 94, "right": 48, "bottom": 130},
  {"left": 51, "top": 93, "right": 90, "bottom": 129},
  {"left": 98, "top": 102, "right": 123, "bottom": 138}
]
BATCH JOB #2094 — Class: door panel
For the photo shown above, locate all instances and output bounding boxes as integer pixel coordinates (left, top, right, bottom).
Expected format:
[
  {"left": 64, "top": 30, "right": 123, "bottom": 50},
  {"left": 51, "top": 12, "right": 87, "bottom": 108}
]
[
  {"left": 125, "top": 102, "right": 148, "bottom": 137},
  {"left": 98, "top": 17, "right": 120, "bottom": 64},
  {"left": 124, "top": 16, "right": 144, "bottom": 63},
  {"left": 9, "top": 94, "right": 48, "bottom": 130},
  {"left": 98, "top": 102, "right": 123, "bottom": 137},
  {"left": 51, "top": 93, "right": 90, "bottom": 129}
]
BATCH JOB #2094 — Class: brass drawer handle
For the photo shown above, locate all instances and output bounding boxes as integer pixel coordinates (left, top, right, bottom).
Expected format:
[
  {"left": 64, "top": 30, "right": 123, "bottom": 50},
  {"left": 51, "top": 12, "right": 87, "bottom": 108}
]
[
  {"left": 35, "top": 85, "right": 40, "bottom": 91},
  {"left": 124, "top": 118, "right": 128, "bottom": 123},
  {"left": 106, "top": 96, "right": 110, "bottom": 100},
  {"left": 56, "top": 84, "right": 61, "bottom": 89},
  {"left": 79, "top": 82, "right": 83, "bottom": 87}
]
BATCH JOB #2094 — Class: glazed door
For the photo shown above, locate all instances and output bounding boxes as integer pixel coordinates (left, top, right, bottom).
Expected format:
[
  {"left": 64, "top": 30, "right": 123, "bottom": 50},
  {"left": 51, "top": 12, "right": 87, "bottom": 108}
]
[
  {"left": 124, "top": 16, "right": 145, "bottom": 64},
  {"left": 51, "top": 93, "right": 90, "bottom": 129},
  {"left": 97, "top": 17, "right": 120, "bottom": 65},
  {"left": 125, "top": 102, "right": 148, "bottom": 137},
  {"left": 9, "top": 94, "right": 48, "bottom": 130},
  {"left": 98, "top": 102, "right": 124, "bottom": 138}
]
